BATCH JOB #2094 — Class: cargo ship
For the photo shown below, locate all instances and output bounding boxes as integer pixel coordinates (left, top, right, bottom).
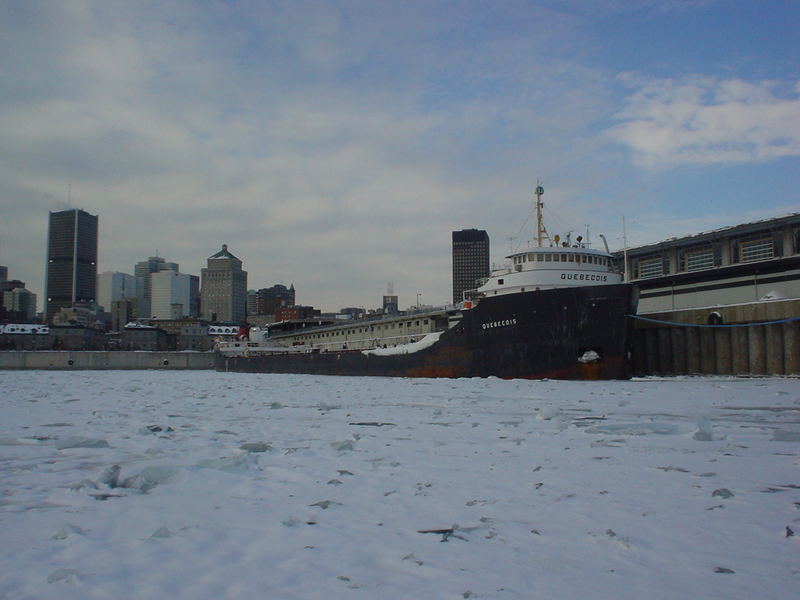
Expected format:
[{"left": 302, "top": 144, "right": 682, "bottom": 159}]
[{"left": 215, "top": 186, "right": 638, "bottom": 379}]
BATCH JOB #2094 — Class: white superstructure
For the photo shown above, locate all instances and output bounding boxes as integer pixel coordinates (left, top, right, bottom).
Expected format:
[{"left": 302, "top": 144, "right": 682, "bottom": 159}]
[{"left": 477, "top": 185, "right": 622, "bottom": 298}]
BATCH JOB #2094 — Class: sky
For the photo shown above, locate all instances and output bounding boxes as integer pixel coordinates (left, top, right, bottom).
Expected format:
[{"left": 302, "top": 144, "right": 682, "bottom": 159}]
[{"left": 1, "top": 0, "right": 798, "bottom": 313}]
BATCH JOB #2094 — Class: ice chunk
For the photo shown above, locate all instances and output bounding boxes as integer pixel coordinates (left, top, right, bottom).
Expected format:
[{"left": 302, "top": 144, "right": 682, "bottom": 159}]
[
  {"left": 197, "top": 453, "right": 260, "bottom": 474},
  {"left": 330, "top": 439, "right": 356, "bottom": 452},
  {"left": 121, "top": 465, "right": 183, "bottom": 491},
  {"left": 52, "top": 523, "right": 86, "bottom": 540},
  {"left": 150, "top": 526, "right": 173, "bottom": 539},
  {"left": 47, "top": 568, "right": 79, "bottom": 584},
  {"left": 99, "top": 465, "right": 121, "bottom": 488},
  {"left": 772, "top": 430, "right": 800, "bottom": 442},
  {"left": 239, "top": 442, "right": 273, "bottom": 453},
  {"left": 55, "top": 437, "right": 110, "bottom": 450},
  {"left": 692, "top": 417, "right": 713, "bottom": 441}
]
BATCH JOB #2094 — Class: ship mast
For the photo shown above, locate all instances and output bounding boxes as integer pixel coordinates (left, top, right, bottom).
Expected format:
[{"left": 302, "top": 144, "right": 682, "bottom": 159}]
[{"left": 534, "top": 183, "right": 547, "bottom": 247}]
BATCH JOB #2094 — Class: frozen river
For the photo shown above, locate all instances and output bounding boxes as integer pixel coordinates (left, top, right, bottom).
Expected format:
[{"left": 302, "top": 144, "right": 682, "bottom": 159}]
[{"left": 1, "top": 371, "right": 799, "bottom": 599}]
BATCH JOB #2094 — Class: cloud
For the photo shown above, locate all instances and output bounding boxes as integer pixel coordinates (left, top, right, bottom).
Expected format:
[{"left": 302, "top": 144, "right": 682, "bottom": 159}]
[
  {"left": 607, "top": 75, "right": 800, "bottom": 167},
  {"left": 1, "top": 1, "right": 623, "bottom": 312}
]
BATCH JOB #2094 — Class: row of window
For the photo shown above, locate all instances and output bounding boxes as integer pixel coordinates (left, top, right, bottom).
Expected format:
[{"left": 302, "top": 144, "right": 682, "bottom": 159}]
[
  {"left": 512, "top": 253, "right": 609, "bottom": 266},
  {"left": 633, "top": 233, "right": 782, "bottom": 279},
  {"left": 291, "top": 319, "right": 430, "bottom": 340}
]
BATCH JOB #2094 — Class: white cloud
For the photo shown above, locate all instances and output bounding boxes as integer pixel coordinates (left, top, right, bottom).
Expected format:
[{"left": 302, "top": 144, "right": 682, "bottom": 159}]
[{"left": 607, "top": 76, "right": 800, "bottom": 167}]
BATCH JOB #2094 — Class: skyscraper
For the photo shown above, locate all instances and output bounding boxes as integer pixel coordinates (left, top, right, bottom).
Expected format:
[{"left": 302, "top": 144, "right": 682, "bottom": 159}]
[
  {"left": 134, "top": 256, "right": 178, "bottom": 319},
  {"left": 452, "top": 228, "right": 490, "bottom": 304},
  {"left": 151, "top": 270, "right": 200, "bottom": 320},
  {"left": 96, "top": 271, "right": 136, "bottom": 312},
  {"left": 45, "top": 208, "right": 98, "bottom": 322},
  {"left": 201, "top": 245, "right": 247, "bottom": 323}
]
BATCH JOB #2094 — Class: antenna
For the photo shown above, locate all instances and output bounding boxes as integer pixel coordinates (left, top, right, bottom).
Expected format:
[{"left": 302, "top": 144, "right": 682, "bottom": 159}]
[
  {"left": 622, "top": 216, "right": 628, "bottom": 282},
  {"left": 534, "top": 182, "right": 547, "bottom": 247}
]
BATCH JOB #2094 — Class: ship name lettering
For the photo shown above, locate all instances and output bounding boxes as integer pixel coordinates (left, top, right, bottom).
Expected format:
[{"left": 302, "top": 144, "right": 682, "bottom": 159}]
[
  {"left": 482, "top": 318, "right": 517, "bottom": 330},
  {"left": 560, "top": 273, "right": 608, "bottom": 282}
]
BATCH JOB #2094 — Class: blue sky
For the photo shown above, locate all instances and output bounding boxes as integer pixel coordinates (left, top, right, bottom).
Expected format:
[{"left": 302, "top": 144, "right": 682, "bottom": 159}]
[{"left": 1, "top": 0, "right": 798, "bottom": 313}]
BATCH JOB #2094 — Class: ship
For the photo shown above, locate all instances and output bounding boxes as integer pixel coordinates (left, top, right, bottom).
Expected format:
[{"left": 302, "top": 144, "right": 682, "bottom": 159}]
[{"left": 215, "top": 186, "right": 638, "bottom": 379}]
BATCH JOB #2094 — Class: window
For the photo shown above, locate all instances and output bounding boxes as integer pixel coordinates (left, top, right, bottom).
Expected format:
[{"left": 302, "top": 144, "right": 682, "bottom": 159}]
[
  {"left": 739, "top": 236, "right": 774, "bottom": 263},
  {"left": 636, "top": 256, "right": 665, "bottom": 279},
  {"left": 682, "top": 247, "right": 714, "bottom": 272}
]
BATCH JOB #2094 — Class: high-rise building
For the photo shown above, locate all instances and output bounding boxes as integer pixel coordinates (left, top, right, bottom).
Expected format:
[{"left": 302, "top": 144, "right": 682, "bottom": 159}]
[
  {"left": 251, "top": 284, "right": 295, "bottom": 316},
  {"left": 151, "top": 270, "right": 200, "bottom": 320},
  {"left": 134, "top": 256, "right": 178, "bottom": 318},
  {"left": 45, "top": 208, "right": 98, "bottom": 322},
  {"left": 2, "top": 287, "right": 37, "bottom": 321},
  {"left": 452, "top": 228, "right": 490, "bottom": 304},
  {"left": 96, "top": 271, "right": 136, "bottom": 312},
  {"left": 201, "top": 245, "right": 247, "bottom": 323}
]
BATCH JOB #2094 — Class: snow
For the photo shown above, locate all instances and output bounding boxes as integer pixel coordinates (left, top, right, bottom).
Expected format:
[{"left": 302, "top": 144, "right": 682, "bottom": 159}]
[
  {"left": 1, "top": 371, "right": 799, "bottom": 599},
  {"left": 363, "top": 332, "right": 443, "bottom": 356}
]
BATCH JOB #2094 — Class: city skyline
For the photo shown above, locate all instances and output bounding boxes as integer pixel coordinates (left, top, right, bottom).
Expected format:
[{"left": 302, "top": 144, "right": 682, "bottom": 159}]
[{"left": 1, "top": 1, "right": 798, "bottom": 313}]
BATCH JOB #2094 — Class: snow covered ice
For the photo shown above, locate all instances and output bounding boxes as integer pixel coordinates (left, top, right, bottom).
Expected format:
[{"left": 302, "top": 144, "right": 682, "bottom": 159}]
[{"left": 1, "top": 371, "right": 799, "bottom": 599}]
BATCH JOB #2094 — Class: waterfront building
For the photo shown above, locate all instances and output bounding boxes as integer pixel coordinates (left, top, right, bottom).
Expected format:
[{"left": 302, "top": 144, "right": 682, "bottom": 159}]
[
  {"left": 121, "top": 323, "right": 170, "bottom": 351},
  {"left": 618, "top": 213, "right": 800, "bottom": 313},
  {"left": 452, "top": 229, "right": 490, "bottom": 304},
  {"left": 201, "top": 245, "right": 247, "bottom": 323},
  {"left": 45, "top": 208, "right": 98, "bottom": 322}
]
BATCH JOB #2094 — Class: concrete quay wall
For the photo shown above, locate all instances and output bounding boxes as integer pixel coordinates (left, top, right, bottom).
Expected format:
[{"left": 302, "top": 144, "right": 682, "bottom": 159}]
[
  {"left": 631, "top": 300, "right": 800, "bottom": 376},
  {"left": 0, "top": 351, "right": 215, "bottom": 370}
]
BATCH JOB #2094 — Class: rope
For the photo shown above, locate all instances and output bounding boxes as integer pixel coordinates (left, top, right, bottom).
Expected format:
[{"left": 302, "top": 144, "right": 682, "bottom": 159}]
[{"left": 627, "top": 314, "right": 800, "bottom": 329}]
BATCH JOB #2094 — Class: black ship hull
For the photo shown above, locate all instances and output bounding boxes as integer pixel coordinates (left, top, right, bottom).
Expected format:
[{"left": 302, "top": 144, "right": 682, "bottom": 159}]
[{"left": 216, "top": 284, "right": 638, "bottom": 380}]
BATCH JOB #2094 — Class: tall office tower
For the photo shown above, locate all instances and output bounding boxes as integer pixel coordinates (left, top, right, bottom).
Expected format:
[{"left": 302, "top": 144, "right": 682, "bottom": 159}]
[
  {"left": 150, "top": 270, "right": 200, "bottom": 320},
  {"left": 45, "top": 208, "right": 98, "bottom": 322},
  {"left": 452, "top": 228, "right": 490, "bottom": 304},
  {"left": 96, "top": 271, "right": 136, "bottom": 312},
  {"left": 0, "top": 266, "right": 7, "bottom": 282},
  {"left": 134, "top": 256, "right": 178, "bottom": 319},
  {"left": 201, "top": 245, "right": 247, "bottom": 323}
]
